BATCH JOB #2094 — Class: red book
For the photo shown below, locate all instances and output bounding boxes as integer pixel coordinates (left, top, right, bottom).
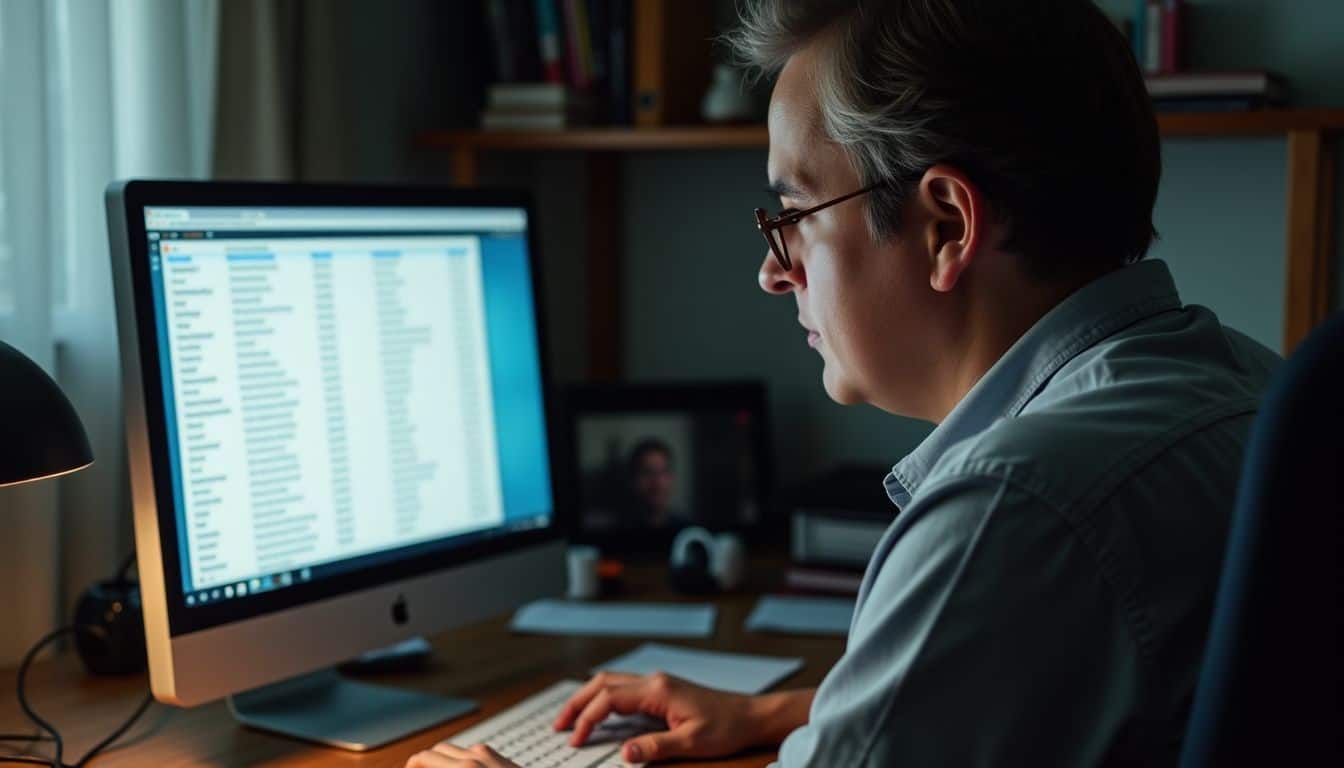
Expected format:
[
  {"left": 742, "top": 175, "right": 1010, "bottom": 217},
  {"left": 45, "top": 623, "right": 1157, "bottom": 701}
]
[{"left": 1160, "top": 0, "right": 1185, "bottom": 73}]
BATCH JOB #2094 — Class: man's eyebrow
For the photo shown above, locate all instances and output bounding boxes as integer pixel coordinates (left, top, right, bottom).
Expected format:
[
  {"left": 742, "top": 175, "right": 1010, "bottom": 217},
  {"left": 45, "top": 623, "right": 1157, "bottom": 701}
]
[{"left": 765, "top": 179, "right": 808, "bottom": 200}]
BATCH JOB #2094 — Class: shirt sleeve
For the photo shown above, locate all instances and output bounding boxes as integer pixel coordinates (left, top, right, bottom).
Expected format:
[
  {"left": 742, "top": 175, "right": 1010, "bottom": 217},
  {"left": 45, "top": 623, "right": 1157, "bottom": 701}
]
[{"left": 774, "top": 471, "right": 1141, "bottom": 766}]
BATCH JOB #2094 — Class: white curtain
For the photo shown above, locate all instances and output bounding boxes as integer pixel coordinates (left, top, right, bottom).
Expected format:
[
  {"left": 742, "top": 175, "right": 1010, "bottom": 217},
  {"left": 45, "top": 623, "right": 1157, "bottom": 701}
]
[{"left": 0, "top": 0, "right": 218, "bottom": 665}]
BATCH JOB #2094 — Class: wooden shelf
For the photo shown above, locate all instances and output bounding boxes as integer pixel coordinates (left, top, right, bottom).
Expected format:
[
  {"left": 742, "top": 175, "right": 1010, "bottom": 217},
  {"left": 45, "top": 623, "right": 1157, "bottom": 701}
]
[
  {"left": 1157, "top": 108, "right": 1344, "bottom": 137},
  {"left": 419, "top": 109, "right": 1344, "bottom": 153}
]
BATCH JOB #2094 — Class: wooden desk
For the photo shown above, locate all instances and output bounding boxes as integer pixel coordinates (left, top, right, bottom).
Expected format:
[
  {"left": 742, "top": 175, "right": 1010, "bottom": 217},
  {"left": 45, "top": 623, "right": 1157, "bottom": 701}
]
[{"left": 0, "top": 561, "right": 845, "bottom": 767}]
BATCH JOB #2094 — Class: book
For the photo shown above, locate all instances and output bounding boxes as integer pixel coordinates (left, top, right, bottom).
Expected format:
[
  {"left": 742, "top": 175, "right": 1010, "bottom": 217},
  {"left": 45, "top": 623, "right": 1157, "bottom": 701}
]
[
  {"left": 481, "top": 79, "right": 595, "bottom": 131},
  {"left": 585, "top": 0, "right": 610, "bottom": 119},
  {"left": 485, "top": 0, "right": 517, "bottom": 82},
  {"left": 487, "top": 82, "right": 592, "bottom": 110},
  {"left": 1145, "top": 70, "right": 1286, "bottom": 102},
  {"left": 534, "top": 0, "right": 565, "bottom": 84},
  {"left": 1160, "top": 0, "right": 1185, "bottom": 74},
  {"left": 562, "top": 0, "right": 593, "bottom": 90},
  {"left": 586, "top": 0, "right": 608, "bottom": 84},
  {"left": 1144, "top": 1, "right": 1163, "bottom": 74},
  {"left": 783, "top": 565, "right": 864, "bottom": 596},
  {"left": 480, "top": 110, "right": 582, "bottom": 131},
  {"left": 606, "top": 0, "right": 631, "bottom": 125},
  {"left": 511, "top": 0, "right": 543, "bottom": 81},
  {"left": 1131, "top": 0, "right": 1146, "bottom": 67}
]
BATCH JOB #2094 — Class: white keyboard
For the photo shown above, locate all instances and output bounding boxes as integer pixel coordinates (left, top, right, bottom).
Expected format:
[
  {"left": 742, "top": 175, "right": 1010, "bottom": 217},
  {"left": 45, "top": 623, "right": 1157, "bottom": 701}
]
[{"left": 437, "top": 679, "right": 661, "bottom": 768}]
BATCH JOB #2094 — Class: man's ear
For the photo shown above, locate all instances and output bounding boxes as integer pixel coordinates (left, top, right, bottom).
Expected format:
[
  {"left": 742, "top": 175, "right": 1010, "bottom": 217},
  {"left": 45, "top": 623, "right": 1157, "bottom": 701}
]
[{"left": 917, "top": 165, "right": 984, "bottom": 293}]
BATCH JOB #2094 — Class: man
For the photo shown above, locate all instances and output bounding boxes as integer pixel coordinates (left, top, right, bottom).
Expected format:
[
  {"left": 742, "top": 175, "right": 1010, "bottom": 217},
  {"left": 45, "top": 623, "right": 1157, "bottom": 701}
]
[
  {"left": 409, "top": 0, "right": 1278, "bottom": 765},
  {"left": 625, "top": 438, "right": 682, "bottom": 528}
]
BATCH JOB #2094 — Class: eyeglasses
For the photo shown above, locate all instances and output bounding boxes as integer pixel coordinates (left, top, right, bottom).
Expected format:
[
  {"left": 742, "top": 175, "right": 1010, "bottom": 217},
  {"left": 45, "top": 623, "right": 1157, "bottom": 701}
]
[{"left": 754, "top": 183, "right": 881, "bottom": 271}]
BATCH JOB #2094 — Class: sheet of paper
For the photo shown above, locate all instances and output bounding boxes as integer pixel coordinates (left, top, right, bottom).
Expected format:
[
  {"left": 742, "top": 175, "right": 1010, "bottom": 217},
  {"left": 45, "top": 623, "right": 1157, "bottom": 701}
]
[
  {"left": 510, "top": 600, "right": 717, "bottom": 638},
  {"left": 596, "top": 642, "right": 803, "bottom": 694},
  {"left": 745, "top": 595, "right": 855, "bottom": 636}
]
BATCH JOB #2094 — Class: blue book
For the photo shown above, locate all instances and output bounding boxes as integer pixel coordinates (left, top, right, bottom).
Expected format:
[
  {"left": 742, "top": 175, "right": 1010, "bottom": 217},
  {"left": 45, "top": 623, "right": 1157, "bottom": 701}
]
[
  {"left": 1132, "top": 0, "right": 1146, "bottom": 66},
  {"left": 535, "top": 0, "right": 564, "bottom": 83}
]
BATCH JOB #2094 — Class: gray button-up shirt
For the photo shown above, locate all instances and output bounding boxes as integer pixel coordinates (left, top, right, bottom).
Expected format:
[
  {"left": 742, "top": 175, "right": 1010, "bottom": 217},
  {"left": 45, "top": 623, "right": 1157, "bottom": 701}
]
[{"left": 776, "top": 260, "right": 1280, "bottom": 766}]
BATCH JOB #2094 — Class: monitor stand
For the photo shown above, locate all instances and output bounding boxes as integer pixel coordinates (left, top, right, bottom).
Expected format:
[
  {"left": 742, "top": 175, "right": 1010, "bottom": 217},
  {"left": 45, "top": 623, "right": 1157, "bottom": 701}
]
[{"left": 228, "top": 668, "right": 478, "bottom": 751}]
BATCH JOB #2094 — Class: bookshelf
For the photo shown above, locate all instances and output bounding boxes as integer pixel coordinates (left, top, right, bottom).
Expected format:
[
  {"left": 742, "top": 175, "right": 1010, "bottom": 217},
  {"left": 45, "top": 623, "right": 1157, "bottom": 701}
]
[{"left": 419, "top": 108, "right": 1344, "bottom": 376}]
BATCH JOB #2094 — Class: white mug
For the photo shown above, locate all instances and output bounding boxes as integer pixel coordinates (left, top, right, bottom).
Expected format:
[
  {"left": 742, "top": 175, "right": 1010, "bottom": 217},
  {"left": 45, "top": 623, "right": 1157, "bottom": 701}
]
[{"left": 565, "top": 545, "right": 600, "bottom": 600}]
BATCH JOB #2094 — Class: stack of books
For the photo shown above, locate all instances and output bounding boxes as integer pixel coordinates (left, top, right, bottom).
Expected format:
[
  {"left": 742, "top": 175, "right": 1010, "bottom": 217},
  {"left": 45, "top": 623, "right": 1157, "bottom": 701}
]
[
  {"left": 1145, "top": 71, "right": 1287, "bottom": 112},
  {"left": 480, "top": 82, "right": 594, "bottom": 131},
  {"left": 481, "top": 1, "right": 715, "bottom": 130},
  {"left": 482, "top": 0, "right": 631, "bottom": 130},
  {"left": 1127, "top": 0, "right": 1288, "bottom": 112}
]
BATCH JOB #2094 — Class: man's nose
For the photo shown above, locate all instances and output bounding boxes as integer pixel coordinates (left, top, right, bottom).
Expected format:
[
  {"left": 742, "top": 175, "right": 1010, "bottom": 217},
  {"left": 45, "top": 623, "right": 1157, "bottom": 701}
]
[{"left": 758, "top": 249, "right": 799, "bottom": 294}]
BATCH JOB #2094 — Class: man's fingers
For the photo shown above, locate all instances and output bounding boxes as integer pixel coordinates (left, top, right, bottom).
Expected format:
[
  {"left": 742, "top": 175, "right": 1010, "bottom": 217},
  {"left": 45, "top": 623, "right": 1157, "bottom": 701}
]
[
  {"left": 623, "top": 726, "right": 697, "bottom": 763},
  {"left": 553, "top": 672, "right": 640, "bottom": 731},
  {"left": 569, "top": 688, "right": 614, "bottom": 747},
  {"left": 568, "top": 683, "right": 649, "bottom": 747}
]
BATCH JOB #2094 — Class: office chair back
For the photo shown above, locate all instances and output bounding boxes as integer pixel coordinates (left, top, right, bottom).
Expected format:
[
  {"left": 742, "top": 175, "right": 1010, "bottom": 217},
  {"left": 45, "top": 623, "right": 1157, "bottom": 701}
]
[{"left": 1179, "top": 312, "right": 1344, "bottom": 766}]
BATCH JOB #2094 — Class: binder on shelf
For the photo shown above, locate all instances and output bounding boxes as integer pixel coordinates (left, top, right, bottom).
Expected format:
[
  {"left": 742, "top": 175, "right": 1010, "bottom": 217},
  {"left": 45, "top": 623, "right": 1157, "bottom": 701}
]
[{"left": 632, "top": 0, "right": 714, "bottom": 126}]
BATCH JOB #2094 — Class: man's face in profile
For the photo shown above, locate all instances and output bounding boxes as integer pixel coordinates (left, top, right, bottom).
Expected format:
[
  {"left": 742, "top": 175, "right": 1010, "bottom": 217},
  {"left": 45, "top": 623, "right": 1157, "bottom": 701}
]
[
  {"left": 632, "top": 449, "right": 675, "bottom": 515},
  {"left": 759, "top": 41, "right": 943, "bottom": 419}
]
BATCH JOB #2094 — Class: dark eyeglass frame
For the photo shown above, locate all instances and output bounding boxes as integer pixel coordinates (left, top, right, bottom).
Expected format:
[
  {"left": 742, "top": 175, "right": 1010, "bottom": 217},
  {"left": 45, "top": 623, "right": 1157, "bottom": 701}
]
[{"left": 754, "top": 183, "right": 882, "bottom": 271}]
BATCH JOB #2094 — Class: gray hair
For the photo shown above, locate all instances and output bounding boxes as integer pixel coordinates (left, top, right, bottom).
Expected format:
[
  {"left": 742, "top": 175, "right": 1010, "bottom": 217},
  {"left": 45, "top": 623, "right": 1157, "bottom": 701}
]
[
  {"left": 730, "top": 1, "right": 955, "bottom": 241},
  {"left": 728, "top": 0, "right": 1161, "bottom": 276}
]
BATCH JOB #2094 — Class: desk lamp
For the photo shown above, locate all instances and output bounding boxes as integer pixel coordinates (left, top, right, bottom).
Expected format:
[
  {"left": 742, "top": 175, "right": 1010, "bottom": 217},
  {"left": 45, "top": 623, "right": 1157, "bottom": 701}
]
[
  {"left": 0, "top": 340, "right": 147, "bottom": 679},
  {"left": 0, "top": 339, "right": 93, "bottom": 487},
  {"left": 0, "top": 341, "right": 146, "bottom": 766}
]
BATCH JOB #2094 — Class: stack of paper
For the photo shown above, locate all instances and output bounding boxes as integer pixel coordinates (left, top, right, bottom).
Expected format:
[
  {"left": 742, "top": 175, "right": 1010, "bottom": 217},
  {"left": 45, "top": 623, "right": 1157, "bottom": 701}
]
[
  {"left": 596, "top": 643, "right": 803, "bottom": 694},
  {"left": 510, "top": 600, "right": 717, "bottom": 638},
  {"left": 745, "top": 595, "right": 855, "bottom": 636}
]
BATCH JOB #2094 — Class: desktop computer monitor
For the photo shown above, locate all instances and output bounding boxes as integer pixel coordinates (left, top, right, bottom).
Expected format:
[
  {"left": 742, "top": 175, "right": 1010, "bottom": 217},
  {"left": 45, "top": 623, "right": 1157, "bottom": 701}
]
[{"left": 106, "top": 181, "right": 566, "bottom": 748}]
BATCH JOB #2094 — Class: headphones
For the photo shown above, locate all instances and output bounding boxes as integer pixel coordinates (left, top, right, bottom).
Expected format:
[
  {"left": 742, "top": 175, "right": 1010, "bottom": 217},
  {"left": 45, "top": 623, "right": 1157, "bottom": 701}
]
[{"left": 669, "top": 527, "right": 745, "bottom": 595}]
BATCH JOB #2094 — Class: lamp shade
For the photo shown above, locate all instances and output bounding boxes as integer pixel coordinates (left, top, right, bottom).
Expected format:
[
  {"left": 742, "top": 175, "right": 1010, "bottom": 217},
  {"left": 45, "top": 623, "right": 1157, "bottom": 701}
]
[{"left": 0, "top": 339, "right": 93, "bottom": 488}]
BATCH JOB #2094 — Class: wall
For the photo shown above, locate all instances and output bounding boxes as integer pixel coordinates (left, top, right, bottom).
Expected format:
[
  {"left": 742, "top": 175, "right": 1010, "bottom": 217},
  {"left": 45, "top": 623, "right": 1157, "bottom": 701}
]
[{"left": 617, "top": 150, "right": 933, "bottom": 481}]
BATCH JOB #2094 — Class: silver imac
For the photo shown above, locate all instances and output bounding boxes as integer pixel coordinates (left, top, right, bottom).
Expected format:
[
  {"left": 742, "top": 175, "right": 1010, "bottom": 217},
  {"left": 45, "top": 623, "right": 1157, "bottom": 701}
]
[{"left": 105, "top": 181, "right": 566, "bottom": 750}]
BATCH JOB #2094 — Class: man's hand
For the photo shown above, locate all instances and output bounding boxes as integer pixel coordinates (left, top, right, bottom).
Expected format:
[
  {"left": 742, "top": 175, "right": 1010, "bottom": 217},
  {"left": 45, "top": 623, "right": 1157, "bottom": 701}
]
[
  {"left": 405, "top": 742, "right": 520, "bottom": 768},
  {"left": 553, "top": 671, "right": 811, "bottom": 764}
]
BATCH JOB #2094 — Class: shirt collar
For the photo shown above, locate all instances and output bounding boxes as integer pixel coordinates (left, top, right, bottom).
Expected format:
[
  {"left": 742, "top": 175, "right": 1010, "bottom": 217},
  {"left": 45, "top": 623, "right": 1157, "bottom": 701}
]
[{"left": 884, "top": 259, "right": 1182, "bottom": 508}]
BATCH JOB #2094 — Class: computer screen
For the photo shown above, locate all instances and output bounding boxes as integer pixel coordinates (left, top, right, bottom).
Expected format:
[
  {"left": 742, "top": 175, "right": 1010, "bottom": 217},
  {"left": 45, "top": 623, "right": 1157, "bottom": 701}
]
[{"left": 140, "top": 204, "right": 553, "bottom": 609}]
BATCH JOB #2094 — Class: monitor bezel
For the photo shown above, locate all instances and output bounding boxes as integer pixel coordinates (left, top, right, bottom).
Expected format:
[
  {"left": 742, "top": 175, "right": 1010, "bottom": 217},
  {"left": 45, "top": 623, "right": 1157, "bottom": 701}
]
[{"left": 112, "top": 180, "right": 567, "bottom": 637}]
